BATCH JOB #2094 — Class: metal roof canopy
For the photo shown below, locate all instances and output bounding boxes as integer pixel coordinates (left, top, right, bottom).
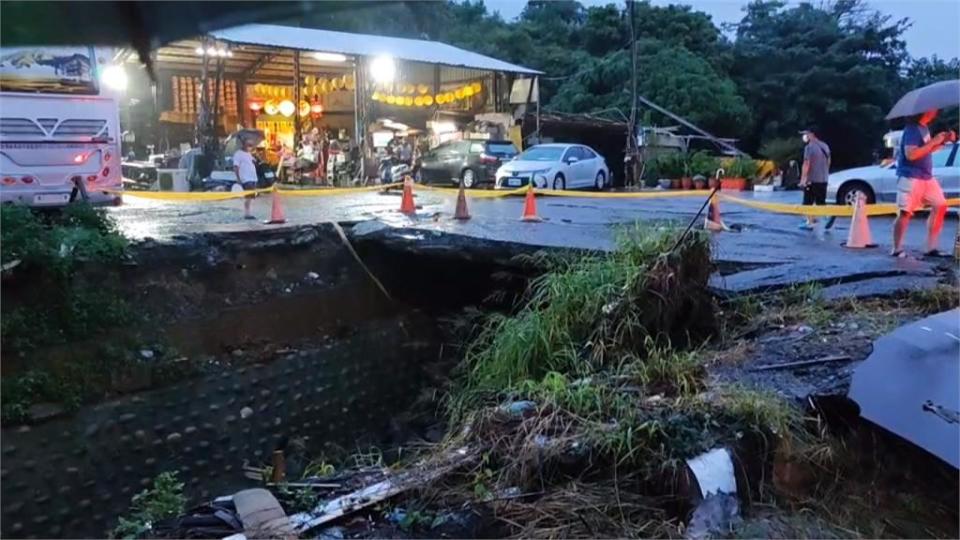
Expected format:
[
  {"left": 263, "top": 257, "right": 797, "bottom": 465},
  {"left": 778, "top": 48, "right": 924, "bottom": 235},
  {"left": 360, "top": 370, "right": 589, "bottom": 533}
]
[
  {"left": 146, "top": 39, "right": 354, "bottom": 82},
  {"left": 208, "top": 24, "right": 541, "bottom": 76}
]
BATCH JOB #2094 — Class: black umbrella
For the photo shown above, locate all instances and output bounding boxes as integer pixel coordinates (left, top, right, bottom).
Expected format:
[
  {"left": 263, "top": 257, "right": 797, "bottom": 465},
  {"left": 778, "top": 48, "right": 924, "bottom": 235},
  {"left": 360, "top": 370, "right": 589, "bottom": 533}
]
[{"left": 885, "top": 79, "right": 960, "bottom": 120}]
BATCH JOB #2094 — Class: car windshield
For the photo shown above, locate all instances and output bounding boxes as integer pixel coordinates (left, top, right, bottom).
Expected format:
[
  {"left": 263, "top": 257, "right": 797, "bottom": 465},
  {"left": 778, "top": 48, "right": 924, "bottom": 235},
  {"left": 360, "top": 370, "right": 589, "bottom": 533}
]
[
  {"left": 486, "top": 142, "right": 518, "bottom": 157},
  {"left": 518, "top": 147, "right": 564, "bottom": 161}
]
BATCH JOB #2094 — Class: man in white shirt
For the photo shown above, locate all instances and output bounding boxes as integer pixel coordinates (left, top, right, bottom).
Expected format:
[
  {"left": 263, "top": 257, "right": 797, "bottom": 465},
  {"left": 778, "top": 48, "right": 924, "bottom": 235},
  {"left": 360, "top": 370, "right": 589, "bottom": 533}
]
[{"left": 233, "top": 139, "right": 259, "bottom": 219}]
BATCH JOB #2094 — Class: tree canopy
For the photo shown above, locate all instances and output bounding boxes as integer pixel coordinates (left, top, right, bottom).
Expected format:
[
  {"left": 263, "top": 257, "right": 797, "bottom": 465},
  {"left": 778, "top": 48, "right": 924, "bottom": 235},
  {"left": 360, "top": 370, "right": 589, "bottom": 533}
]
[{"left": 296, "top": 0, "right": 958, "bottom": 169}]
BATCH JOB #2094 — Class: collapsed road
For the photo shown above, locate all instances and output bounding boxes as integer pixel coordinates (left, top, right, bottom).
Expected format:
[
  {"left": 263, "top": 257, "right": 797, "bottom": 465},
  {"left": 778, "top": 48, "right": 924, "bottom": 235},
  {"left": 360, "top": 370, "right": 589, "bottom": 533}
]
[{"left": 1, "top": 209, "right": 957, "bottom": 538}]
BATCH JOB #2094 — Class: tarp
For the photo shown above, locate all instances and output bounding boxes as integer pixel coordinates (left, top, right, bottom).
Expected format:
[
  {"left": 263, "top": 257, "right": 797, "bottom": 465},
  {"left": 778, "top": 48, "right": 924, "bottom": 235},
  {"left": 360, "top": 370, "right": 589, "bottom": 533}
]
[
  {"left": 210, "top": 24, "right": 541, "bottom": 75},
  {"left": 848, "top": 308, "right": 960, "bottom": 468}
]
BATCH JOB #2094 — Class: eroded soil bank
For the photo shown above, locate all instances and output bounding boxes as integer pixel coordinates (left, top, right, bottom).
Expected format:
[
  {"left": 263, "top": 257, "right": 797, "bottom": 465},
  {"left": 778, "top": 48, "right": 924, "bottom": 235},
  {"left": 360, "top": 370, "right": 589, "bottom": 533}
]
[{"left": 1, "top": 222, "right": 957, "bottom": 539}]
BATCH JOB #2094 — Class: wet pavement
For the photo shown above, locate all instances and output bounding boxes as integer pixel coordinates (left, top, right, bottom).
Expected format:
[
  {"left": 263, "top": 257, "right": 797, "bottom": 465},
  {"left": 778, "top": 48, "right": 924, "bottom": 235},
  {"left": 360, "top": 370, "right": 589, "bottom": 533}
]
[{"left": 109, "top": 187, "right": 957, "bottom": 294}]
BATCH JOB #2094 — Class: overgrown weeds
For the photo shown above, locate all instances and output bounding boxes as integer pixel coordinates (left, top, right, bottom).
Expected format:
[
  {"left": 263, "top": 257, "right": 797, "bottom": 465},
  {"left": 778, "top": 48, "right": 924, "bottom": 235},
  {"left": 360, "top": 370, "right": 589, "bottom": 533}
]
[
  {"left": 1, "top": 203, "right": 131, "bottom": 352},
  {"left": 433, "top": 224, "right": 810, "bottom": 538},
  {"left": 112, "top": 472, "right": 186, "bottom": 539}
]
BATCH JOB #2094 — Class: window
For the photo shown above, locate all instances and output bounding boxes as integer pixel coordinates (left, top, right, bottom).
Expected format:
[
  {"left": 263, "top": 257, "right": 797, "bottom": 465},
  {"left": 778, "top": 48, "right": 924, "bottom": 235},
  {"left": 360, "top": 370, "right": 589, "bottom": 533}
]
[
  {"left": 518, "top": 146, "right": 565, "bottom": 161},
  {"left": 469, "top": 142, "right": 485, "bottom": 154},
  {"left": 486, "top": 142, "right": 518, "bottom": 157},
  {"left": 579, "top": 146, "right": 596, "bottom": 159}
]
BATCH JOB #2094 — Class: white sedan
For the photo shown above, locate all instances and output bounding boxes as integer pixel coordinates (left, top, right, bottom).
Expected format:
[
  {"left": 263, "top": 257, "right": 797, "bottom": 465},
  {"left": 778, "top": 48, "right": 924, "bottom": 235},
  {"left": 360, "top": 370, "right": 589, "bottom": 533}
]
[
  {"left": 827, "top": 142, "right": 959, "bottom": 205},
  {"left": 494, "top": 143, "right": 610, "bottom": 190}
]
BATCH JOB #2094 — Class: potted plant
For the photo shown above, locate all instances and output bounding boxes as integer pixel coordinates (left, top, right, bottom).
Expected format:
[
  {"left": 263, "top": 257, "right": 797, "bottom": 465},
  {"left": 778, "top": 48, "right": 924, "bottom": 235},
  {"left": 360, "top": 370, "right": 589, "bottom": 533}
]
[
  {"left": 689, "top": 151, "right": 718, "bottom": 190},
  {"left": 722, "top": 157, "right": 756, "bottom": 191}
]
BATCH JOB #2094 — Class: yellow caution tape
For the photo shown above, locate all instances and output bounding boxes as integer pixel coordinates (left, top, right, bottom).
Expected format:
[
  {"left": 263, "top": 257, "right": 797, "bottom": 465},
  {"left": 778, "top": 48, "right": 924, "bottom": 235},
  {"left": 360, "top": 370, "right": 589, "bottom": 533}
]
[
  {"left": 106, "top": 188, "right": 272, "bottom": 201},
  {"left": 111, "top": 182, "right": 401, "bottom": 201},
  {"left": 274, "top": 183, "right": 399, "bottom": 197},
  {"left": 417, "top": 184, "right": 528, "bottom": 198},
  {"left": 537, "top": 188, "right": 712, "bottom": 199},
  {"left": 719, "top": 194, "right": 960, "bottom": 217}
]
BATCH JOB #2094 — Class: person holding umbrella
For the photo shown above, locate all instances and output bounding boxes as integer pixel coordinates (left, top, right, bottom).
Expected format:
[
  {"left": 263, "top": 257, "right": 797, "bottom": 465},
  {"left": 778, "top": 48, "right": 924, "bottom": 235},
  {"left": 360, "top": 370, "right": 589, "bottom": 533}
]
[
  {"left": 890, "top": 110, "right": 956, "bottom": 257},
  {"left": 885, "top": 79, "right": 960, "bottom": 257}
]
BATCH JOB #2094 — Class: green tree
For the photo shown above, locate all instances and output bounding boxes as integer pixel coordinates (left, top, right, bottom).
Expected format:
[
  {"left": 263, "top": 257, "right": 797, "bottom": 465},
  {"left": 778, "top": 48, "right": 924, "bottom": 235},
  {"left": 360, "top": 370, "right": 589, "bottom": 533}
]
[{"left": 730, "top": 0, "right": 910, "bottom": 168}]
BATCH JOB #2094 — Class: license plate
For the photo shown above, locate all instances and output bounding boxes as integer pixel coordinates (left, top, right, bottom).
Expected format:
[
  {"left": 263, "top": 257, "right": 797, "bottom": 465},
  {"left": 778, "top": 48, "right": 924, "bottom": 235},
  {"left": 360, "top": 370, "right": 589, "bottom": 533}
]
[
  {"left": 507, "top": 177, "right": 523, "bottom": 187},
  {"left": 33, "top": 193, "right": 70, "bottom": 205}
]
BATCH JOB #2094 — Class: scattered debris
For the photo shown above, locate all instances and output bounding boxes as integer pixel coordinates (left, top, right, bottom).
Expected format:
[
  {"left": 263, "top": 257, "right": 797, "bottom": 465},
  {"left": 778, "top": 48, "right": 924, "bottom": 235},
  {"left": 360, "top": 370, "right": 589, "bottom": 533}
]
[{"left": 748, "top": 355, "right": 853, "bottom": 372}]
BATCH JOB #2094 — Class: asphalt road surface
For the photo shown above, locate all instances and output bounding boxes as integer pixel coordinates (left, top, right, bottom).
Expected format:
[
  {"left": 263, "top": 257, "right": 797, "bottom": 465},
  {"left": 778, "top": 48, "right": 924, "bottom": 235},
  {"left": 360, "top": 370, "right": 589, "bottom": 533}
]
[{"left": 109, "top": 187, "right": 957, "bottom": 260}]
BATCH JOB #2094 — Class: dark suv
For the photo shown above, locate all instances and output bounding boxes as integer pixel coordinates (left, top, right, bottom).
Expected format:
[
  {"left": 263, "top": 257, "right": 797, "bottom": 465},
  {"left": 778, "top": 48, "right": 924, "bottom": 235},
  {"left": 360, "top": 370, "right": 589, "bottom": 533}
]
[{"left": 419, "top": 140, "right": 518, "bottom": 188}]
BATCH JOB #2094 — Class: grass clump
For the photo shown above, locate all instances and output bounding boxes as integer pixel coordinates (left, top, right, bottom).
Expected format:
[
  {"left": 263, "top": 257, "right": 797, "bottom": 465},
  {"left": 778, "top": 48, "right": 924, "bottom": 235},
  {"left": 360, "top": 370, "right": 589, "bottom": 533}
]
[
  {"left": 112, "top": 472, "right": 186, "bottom": 539},
  {"left": 1, "top": 203, "right": 130, "bottom": 352},
  {"left": 454, "top": 223, "right": 715, "bottom": 415},
  {"left": 435, "top": 223, "right": 810, "bottom": 538}
]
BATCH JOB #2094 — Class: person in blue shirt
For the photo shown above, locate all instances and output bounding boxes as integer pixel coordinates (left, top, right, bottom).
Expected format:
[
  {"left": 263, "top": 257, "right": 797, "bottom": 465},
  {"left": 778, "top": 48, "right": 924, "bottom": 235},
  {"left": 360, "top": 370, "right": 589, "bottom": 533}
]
[{"left": 891, "top": 109, "right": 957, "bottom": 257}]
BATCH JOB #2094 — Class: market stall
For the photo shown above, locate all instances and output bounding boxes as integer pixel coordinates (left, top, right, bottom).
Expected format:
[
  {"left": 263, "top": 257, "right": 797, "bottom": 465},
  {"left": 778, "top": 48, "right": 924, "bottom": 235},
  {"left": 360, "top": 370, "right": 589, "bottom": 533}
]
[{"left": 122, "top": 23, "right": 540, "bottom": 184}]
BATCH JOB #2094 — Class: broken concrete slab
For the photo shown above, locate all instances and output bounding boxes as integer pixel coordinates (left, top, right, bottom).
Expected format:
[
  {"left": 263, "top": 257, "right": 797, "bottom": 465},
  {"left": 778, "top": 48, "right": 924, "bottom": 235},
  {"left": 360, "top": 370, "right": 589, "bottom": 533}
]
[
  {"left": 819, "top": 275, "right": 943, "bottom": 301},
  {"left": 708, "top": 256, "right": 936, "bottom": 296},
  {"left": 848, "top": 308, "right": 960, "bottom": 469}
]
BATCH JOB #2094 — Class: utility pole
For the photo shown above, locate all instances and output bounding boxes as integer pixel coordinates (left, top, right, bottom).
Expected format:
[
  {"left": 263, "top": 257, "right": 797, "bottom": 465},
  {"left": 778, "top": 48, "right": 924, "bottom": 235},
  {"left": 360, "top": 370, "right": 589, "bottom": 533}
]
[{"left": 625, "top": 0, "right": 640, "bottom": 187}]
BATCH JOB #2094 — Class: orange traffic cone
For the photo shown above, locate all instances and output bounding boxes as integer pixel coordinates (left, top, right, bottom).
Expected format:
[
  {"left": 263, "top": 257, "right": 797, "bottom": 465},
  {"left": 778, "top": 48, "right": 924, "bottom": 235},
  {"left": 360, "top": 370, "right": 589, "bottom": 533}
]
[
  {"left": 453, "top": 182, "right": 471, "bottom": 220},
  {"left": 844, "top": 193, "right": 876, "bottom": 248},
  {"left": 704, "top": 193, "right": 729, "bottom": 232},
  {"left": 265, "top": 186, "right": 286, "bottom": 224},
  {"left": 520, "top": 185, "right": 542, "bottom": 222},
  {"left": 399, "top": 176, "right": 416, "bottom": 215}
]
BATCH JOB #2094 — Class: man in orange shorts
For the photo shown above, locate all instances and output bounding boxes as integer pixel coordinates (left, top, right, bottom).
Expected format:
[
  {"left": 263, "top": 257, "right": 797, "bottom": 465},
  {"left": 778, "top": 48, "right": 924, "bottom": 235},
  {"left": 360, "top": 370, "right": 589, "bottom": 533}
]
[{"left": 891, "top": 109, "right": 956, "bottom": 257}]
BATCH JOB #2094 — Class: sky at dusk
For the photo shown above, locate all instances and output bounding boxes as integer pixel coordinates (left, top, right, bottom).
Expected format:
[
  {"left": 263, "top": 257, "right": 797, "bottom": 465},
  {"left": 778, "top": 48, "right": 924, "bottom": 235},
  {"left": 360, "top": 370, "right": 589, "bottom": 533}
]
[{"left": 484, "top": 0, "right": 960, "bottom": 60}]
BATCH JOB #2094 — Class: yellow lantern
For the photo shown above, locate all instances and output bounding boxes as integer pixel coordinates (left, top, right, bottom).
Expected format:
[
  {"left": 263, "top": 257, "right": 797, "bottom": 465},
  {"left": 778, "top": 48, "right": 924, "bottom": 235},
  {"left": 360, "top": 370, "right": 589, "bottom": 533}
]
[
  {"left": 330, "top": 78, "right": 340, "bottom": 91},
  {"left": 385, "top": 95, "right": 396, "bottom": 105},
  {"left": 414, "top": 96, "right": 424, "bottom": 106},
  {"left": 404, "top": 96, "right": 414, "bottom": 106},
  {"left": 445, "top": 92, "right": 455, "bottom": 102},
  {"left": 264, "top": 99, "right": 279, "bottom": 115},
  {"left": 423, "top": 95, "right": 434, "bottom": 106},
  {"left": 345, "top": 75, "right": 356, "bottom": 90},
  {"left": 302, "top": 86, "right": 309, "bottom": 97},
  {"left": 463, "top": 86, "right": 475, "bottom": 97},
  {"left": 417, "top": 84, "right": 429, "bottom": 95},
  {"left": 455, "top": 88, "right": 465, "bottom": 99},
  {"left": 299, "top": 101, "right": 310, "bottom": 116},
  {"left": 254, "top": 83, "right": 263, "bottom": 96},
  {"left": 471, "top": 82, "right": 482, "bottom": 93},
  {"left": 320, "top": 79, "right": 330, "bottom": 93},
  {"left": 305, "top": 75, "right": 315, "bottom": 86},
  {"left": 435, "top": 94, "right": 445, "bottom": 104}
]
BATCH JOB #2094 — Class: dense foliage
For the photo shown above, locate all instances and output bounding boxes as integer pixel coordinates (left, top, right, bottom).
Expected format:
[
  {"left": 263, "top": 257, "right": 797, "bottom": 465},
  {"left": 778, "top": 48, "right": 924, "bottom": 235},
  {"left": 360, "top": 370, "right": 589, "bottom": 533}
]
[{"left": 294, "top": 0, "right": 957, "bottom": 169}]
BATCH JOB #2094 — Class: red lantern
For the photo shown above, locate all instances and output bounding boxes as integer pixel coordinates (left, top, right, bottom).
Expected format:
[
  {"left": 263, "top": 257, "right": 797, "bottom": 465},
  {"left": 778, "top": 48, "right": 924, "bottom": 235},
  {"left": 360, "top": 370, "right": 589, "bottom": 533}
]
[
  {"left": 248, "top": 98, "right": 264, "bottom": 112},
  {"left": 310, "top": 99, "right": 324, "bottom": 118}
]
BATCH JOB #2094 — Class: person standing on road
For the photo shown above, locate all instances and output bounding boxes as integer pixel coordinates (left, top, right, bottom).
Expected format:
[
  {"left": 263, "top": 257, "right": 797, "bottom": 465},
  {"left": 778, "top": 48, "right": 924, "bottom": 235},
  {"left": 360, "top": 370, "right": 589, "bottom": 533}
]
[
  {"left": 798, "top": 127, "right": 831, "bottom": 230},
  {"left": 233, "top": 138, "right": 259, "bottom": 220},
  {"left": 891, "top": 109, "right": 957, "bottom": 257}
]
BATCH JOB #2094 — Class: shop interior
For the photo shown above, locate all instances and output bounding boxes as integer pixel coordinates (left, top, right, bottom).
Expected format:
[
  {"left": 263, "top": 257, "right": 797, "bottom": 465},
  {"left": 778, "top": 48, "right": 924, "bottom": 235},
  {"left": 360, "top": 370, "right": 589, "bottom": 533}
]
[{"left": 120, "top": 27, "right": 539, "bottom": 187}]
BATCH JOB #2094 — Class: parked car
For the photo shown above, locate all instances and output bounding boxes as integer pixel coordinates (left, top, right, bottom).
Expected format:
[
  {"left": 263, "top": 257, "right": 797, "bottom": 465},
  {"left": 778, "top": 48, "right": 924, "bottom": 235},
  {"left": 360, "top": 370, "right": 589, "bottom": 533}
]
[
  {"left": 419, "top": 140, "right": 518, "bottom": 188},
  {"left": 827, "top": 142, "right": 959, "bottom": 205},
  {"left": 494, "top": 143, "right": 610, "bottom": 190}
]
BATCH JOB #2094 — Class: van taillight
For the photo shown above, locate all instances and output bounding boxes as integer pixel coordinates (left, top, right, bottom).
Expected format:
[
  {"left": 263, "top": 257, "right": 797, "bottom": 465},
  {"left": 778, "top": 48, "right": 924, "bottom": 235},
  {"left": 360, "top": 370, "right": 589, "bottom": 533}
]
[
  {"left": 101, "top": 167, "right": 110, "bottom": 177},
  {"left": 20, "top": 176, "right": 34, "bottom": 184},
  {"left": 2, "top": 177, "right": 15, "bottom": 185},
  {"left": 479, "top": 152, "right": 498, "bottom": 164},
  {"left": 104, "top": 151, "right": 111, "bottom": 162},
  {"left": 86, "top": 175, "right": 98, "bottom": 183}
]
